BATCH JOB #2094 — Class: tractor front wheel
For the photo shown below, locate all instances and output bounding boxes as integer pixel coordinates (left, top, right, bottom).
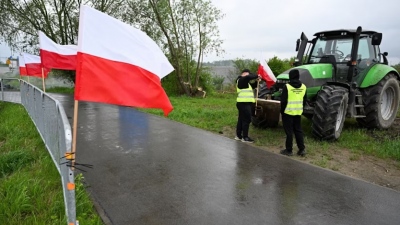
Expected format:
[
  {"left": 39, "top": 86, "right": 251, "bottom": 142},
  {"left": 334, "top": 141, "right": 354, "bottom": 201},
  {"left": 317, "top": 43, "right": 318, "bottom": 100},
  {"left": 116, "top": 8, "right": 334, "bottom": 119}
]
[
  {"left": 357, "top": 73, "right": 400, "bottom": 129},
  {"left": 312, "top": 86, "right": 349, "bottom": 141}
]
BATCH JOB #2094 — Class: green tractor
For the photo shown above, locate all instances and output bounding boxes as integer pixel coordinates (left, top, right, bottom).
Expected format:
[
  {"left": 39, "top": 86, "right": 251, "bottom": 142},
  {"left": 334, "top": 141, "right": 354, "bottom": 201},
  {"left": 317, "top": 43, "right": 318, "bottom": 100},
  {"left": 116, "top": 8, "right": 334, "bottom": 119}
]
[{"left": 252, "top": 26, "right": 400, "bottom": 140}]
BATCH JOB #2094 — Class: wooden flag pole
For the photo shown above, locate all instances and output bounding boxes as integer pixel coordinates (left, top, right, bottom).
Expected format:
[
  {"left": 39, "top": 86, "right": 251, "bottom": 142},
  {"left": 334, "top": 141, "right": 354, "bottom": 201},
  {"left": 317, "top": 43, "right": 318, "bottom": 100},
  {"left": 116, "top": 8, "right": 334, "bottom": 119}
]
[
  {"left": 255, "top": 79, "right": 260, "bottom": 115},
  {"left": 41, "top": 68, "right": 46, "bottom": 92},
  {"left": 71, "top": 100, "right": 79, "bottom": 170}
]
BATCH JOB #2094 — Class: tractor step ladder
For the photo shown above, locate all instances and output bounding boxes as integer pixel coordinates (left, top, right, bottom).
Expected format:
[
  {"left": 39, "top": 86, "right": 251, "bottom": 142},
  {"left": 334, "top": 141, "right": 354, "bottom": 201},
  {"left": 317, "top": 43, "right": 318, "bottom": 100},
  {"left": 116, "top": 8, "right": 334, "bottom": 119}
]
[{"left": 354, "top": 94, "right": 366, "bottom": 118}]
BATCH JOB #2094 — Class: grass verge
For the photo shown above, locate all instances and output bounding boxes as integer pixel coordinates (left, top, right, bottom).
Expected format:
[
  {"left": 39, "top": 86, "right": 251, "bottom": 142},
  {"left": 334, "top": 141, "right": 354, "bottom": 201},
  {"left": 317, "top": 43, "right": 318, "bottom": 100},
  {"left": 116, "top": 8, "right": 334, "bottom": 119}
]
[
  {"left": 46, "top": 87, "right": 75, "bottom": 94},
  {"left": 0, "top": 102, "right": 103, "bottom": 225},
  {"left": 140, "top": 92, "right": 400, "bottom": 163}
]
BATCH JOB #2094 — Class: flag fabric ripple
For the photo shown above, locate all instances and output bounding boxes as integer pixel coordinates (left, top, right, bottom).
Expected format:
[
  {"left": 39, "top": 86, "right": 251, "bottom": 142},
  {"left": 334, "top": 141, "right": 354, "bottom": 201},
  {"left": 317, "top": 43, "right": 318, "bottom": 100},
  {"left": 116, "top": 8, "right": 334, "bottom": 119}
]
[
  {"left": 257, "top": 60, "right": 276, "bottom": 88},
  {"left": 18, "top": 55, "right": 27, "bottom": 75},
  {"left": 39, "top": 31, "right": 77, "bottom": 70},
  {"left": 23, "top": 53, "right": 50, "bottom": 78},
  {"left": 74, "top": 5, "right": 174, "bottom": 116}
]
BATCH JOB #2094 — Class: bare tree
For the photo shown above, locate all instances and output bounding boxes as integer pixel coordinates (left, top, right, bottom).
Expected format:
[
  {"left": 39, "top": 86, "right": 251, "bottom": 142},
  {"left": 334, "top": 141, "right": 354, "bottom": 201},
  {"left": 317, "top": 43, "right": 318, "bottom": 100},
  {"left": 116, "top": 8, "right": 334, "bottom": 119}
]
[
  {"left": 0, "top": 0, "right": 127, "bottom": 82},
  {"left": 0, "top": 0, "right": 224, "bottom": 92},
  {"left": 125, "top": 0, "right": 224, "bottom": 96},
  {"left": 0, "top": 0, "right": 126, "bottom": 52}
]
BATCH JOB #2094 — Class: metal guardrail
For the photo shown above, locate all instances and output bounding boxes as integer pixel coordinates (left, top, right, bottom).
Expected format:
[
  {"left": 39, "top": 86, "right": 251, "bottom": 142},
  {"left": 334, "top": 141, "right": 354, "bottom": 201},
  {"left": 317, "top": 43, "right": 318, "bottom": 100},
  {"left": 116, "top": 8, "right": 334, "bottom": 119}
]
[{"left": 0, "top": 78, "right": 77, "bottom": 225}]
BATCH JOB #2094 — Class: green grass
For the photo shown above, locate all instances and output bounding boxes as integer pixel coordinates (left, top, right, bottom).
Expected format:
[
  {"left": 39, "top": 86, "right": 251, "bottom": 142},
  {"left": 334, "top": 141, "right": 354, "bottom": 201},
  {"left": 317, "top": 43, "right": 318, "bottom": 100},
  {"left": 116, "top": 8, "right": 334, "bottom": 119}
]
[
  {"left": 0, "top": 102, "right": 103, "bottom": 225},
  {"left": 140, "top": 92, "right": 400, "bottom": 163},
  {"left": 139, "top": 93, "right": 238, "bottom": 133}
]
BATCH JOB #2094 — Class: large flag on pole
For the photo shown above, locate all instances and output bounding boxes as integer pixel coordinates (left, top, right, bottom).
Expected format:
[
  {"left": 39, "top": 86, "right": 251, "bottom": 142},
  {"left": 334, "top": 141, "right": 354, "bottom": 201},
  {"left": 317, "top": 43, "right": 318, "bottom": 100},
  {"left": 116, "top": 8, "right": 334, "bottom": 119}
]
[
  {"left": 74, "top": 5, "right": 174, "bottom": 116},
  {"left": 257, "top": 60, "right": 276, "bottom": 88},
  {"left": 23, "top": 53, "right": 50, "bottom": 78},
  {"left": 18, "top": 55, "right": 27, "bottom": 75},
  {"left": 39, "top": 31, "right": 77, "bottom": 70}
]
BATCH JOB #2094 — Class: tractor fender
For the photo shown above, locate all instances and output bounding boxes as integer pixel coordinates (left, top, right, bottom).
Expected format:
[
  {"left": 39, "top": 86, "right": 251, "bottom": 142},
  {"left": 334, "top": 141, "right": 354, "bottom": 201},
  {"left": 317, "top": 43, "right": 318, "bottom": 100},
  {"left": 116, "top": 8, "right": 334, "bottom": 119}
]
[{"left": 360, "top": 64, "right": 400, "bottom": 88}]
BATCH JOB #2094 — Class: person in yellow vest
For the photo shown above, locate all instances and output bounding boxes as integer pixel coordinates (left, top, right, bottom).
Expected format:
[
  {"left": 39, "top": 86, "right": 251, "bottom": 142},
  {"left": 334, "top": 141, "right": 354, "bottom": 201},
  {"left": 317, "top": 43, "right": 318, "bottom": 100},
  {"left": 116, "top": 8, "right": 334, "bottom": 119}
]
[
  {"left": 280, "top": 69, "right": 307, "bottom": 156},
  {"left": 234, "top": 69, "right": 261, "bottom": 143},
  {"left": 6, "top": 58, "right": 12, "bottom": 71}
]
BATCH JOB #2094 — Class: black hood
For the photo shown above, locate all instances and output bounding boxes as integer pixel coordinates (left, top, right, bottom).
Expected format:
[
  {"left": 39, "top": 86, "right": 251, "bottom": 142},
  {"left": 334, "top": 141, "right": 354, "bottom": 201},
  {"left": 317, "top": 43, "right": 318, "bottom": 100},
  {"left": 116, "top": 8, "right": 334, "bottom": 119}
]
[
  {"left": 289, "top": 69, "right": 300, "bottom": 80},
  {"left": 288, "top": 69, "right": 302, "bottom": 88},
  {"left": 289, "top": 79, "right": 303, "bottom": 88}
]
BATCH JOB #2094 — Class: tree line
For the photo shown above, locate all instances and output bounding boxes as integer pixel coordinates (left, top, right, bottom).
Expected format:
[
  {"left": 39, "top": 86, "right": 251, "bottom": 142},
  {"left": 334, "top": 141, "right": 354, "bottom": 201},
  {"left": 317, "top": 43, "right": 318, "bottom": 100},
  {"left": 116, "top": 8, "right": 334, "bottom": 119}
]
[{"left": 0, "top": 0, "right": 224, "bottom": 96}]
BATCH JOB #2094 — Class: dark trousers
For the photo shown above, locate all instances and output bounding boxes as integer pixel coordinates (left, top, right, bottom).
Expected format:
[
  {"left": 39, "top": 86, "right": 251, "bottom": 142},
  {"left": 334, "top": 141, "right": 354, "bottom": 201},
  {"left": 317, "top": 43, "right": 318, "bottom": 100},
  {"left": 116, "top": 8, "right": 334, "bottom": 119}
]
[
  {"left": 282, "top": 113, "right": 305, "bottom": 151},
  {"left": 236, "top": 102, "right": 253, "bottom": 138}
]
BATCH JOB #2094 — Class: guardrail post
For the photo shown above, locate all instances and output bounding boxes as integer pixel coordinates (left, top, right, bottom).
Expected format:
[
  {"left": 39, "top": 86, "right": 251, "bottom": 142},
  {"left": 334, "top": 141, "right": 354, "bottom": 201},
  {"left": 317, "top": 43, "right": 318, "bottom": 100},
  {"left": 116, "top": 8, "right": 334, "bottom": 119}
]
[{"left": 1, "top": 78, "right": 3, "bottom": 100}]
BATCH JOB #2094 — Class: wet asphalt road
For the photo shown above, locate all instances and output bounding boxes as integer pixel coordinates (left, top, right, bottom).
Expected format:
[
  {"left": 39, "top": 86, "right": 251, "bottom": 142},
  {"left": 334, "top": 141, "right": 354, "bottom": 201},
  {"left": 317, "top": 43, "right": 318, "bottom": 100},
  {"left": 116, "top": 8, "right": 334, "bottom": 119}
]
[
  {"left": 2, "top": 89, "right": 398, "bottom": 225},
  {"left": 46, "top": 93, "right": 400, "bottom": 225}
]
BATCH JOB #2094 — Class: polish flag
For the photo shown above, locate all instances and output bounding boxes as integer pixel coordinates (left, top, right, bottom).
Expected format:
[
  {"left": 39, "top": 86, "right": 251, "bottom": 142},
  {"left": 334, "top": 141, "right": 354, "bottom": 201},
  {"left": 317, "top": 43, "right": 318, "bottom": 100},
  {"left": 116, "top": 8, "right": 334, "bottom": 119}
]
[
  {"left": 257, "top": 60, "right": 276, "bottom": 88},
  {"left": 23, "top": 53, "right": 50, "bottom": 78},
  {"left": 39, "top": 31, "right": 77, "bottom": 70},
  {"left": 18, "top": 55, "right": 27, "bottom": 75},
  {"left": 75, "top": 5, "right": 174, "bottom": 116}
]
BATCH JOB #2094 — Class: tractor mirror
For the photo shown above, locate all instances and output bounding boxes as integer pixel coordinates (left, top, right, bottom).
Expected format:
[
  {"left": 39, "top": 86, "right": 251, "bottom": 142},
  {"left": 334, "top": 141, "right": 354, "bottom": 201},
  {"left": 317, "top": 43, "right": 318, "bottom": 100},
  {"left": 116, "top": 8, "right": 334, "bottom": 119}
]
[
  {"left": 371, "top": 33, "right": 382, "bottom": 45},
  {"left": 383, "top": 52, "right": 388, "bottom": 56},
  {"left": 296, "top": 39, "right": 300, "bottom": 51}
]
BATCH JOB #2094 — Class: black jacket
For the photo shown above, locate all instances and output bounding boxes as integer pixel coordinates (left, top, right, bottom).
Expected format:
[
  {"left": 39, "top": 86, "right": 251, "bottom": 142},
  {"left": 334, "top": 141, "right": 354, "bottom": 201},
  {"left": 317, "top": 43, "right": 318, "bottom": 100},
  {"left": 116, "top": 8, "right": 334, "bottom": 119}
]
[
  {"left": 280, "top": 79, "right": 307, "bottom": 114},
  {"left": 236, "top": 73, "right": 258, "bottom": 90}
]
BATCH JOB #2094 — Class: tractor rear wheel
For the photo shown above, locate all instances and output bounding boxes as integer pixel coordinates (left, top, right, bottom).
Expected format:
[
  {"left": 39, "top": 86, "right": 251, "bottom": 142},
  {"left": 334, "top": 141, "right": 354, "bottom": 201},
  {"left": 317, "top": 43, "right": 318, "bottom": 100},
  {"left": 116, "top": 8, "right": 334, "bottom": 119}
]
[
  {"left": 312, "top": 86, "right": 349, "bottom": 141},
  {"left": 357, "top": 73, "right": 400, "bottom": 128},
  {"left": 302, "top": 113, "right": 313, "bottom": 120}
]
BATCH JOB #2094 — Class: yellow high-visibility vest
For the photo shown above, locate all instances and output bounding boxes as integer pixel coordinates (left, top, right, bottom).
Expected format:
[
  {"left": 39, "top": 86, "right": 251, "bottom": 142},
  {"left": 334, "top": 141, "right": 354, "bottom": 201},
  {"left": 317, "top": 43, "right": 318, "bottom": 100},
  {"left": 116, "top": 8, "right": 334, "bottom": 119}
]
[
  {"left": 284, "top": 83, "right": 306, "bottom": 115},
  {"left": 236, "top": 80, "right": 255, "bottom": 103}
]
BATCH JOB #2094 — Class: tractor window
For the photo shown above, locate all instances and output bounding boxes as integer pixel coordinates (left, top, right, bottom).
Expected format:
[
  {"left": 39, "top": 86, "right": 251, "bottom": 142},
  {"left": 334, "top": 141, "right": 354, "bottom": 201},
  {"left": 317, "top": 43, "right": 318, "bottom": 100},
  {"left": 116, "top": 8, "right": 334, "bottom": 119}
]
[
  {"left": 309, "top": 39, "right": 327, "bottom": 63},
  {"left": 357, "top": 37, "right": 378, "bottom": 70},
  {"left": 334, "top": 39, "right": 352, "bottom": 62},
  {"left": 375, "top": 45, "right": 383, "bottom": 63},
  {"left": 309, "top": 37, "right": 353, "bottom": 63},
  {"left": 357, "top": 38, "right": 371, "bottom": 60}
]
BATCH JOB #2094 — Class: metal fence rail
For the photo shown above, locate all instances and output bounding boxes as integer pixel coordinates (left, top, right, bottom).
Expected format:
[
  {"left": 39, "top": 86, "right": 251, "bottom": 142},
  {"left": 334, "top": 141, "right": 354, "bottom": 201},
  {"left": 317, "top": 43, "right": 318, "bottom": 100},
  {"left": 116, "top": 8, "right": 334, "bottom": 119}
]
[{"left": 0, "top": 78, "right": 77, "bottom": 225}]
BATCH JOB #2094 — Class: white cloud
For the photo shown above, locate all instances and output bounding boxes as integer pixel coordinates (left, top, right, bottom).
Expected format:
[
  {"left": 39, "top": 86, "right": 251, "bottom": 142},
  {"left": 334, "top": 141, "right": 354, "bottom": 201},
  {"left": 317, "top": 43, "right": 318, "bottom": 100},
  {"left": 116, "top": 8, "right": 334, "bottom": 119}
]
[{"left": 206, "top": 0, "right": 400, "bottom": 64}]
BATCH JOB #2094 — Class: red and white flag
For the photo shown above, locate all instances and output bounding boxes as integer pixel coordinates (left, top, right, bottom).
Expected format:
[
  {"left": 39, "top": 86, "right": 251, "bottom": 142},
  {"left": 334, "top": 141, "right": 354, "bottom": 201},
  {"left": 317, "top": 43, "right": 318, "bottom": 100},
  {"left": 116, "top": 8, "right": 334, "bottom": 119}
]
[
  {"left": 75, "top": 5, "right": 174, "bottom": 116},
  {"left": 257, "top": 60, "right": 276, "bottom": 88},
  {"left": 23, "top": 53, "right": 50, "bottom": 78},
  {"left": 18, "top": 55, "right": 27, "bottom": 75},
  {"left": 39, "top": 31, "right": 77, "bottom": 70}
]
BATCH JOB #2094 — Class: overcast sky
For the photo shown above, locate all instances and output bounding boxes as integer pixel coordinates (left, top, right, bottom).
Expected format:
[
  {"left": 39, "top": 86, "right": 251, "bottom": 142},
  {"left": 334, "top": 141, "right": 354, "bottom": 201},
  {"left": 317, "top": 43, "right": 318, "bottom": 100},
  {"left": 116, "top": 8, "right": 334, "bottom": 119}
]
[
  {"left": 1, "top": 0, "right": 399, "bottom": 64},
  {"left": 207, "top": 0, "right": 400, "bottom": 64},
  {"left": 0, "top": 43, "right": 13, "bottom": 59}
]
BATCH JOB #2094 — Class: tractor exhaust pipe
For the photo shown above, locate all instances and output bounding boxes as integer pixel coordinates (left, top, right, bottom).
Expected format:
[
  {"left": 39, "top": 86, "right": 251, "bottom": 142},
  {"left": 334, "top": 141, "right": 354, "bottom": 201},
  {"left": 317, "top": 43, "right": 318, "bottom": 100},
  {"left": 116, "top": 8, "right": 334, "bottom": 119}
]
[
  {"left": 347, "top": 26, "right": 362, "bottom": 83},
  {"left": 347, "top": 26, "right": 362, "bottom": 112},
  {"left": 294, "top": 32, "right": 308, "bottom": 66}
]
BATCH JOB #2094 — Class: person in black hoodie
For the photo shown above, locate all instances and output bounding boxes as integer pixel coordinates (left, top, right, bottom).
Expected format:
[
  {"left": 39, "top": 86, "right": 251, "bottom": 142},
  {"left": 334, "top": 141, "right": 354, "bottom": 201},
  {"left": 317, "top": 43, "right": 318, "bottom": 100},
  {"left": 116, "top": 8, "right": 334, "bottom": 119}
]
[
  {"left": 235, "top": 69, "right": 261, "bottom": 143},
  {"left": 280, "top": 69, "right": 307, "bottom": 156}
]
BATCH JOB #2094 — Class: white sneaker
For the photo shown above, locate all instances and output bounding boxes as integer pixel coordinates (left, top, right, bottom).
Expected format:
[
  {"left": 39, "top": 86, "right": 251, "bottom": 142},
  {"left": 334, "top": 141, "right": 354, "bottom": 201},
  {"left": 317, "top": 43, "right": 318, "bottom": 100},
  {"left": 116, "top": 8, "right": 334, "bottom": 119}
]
[
  {"left": 234, "top": 136, "right": 242, "bottom": 141},
  {"left": 241, "top": 137, "right": 254, "bottom": 143}
]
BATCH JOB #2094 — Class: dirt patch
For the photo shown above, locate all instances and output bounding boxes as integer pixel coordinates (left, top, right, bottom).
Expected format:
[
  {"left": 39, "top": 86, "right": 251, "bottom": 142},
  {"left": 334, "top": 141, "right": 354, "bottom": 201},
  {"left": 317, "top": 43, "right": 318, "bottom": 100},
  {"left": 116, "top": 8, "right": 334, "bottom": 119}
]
[{"left": 221, "top": 123, "right": 400, "bottom": 192}]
